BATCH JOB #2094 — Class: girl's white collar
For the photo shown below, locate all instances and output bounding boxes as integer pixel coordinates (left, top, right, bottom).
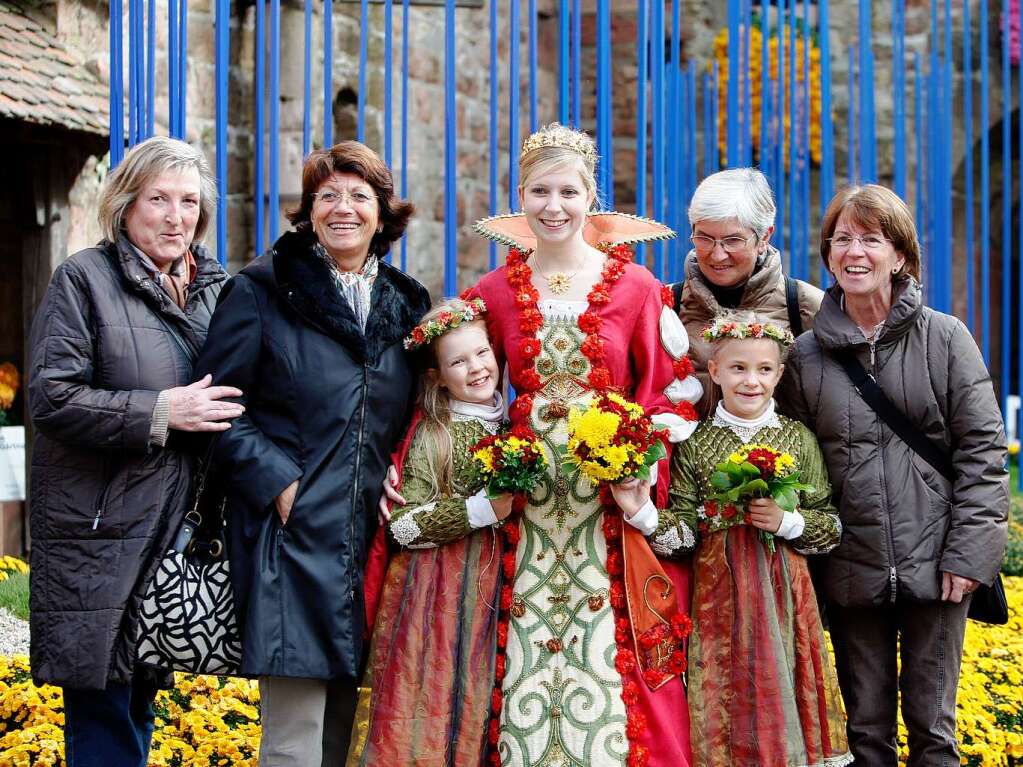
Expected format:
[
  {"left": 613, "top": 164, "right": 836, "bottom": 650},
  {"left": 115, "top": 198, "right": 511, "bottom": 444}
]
[
  {"left": 712, "top": 399, "right": 781, "bottom": 435},
  {"left": 449, "top": 392, "right": 505, "bottom": 424}
]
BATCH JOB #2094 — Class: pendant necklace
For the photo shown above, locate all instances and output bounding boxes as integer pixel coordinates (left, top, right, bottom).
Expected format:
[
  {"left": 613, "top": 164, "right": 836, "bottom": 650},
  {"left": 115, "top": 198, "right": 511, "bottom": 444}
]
[{"left": 533, "top": 249, "right": 585, "bottom": 296}]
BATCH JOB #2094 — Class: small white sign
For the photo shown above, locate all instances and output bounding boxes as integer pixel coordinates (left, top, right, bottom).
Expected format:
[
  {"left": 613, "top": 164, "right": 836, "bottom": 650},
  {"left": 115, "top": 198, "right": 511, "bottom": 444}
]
[{"left": 0, "top": 427, "right": 26, "bottom": 501}]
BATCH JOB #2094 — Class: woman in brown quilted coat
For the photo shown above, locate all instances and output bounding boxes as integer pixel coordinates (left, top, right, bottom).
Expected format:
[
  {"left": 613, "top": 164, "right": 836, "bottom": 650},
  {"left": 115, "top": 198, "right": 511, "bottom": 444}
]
[{"left": 777, "top": 184, "right": 1008, "bottom": 766}]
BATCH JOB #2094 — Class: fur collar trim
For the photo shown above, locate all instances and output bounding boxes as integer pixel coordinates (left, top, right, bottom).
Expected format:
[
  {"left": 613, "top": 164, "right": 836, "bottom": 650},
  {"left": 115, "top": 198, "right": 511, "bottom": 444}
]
[{"left": 271, "top": 229, "right": 431, "bottom": 362}]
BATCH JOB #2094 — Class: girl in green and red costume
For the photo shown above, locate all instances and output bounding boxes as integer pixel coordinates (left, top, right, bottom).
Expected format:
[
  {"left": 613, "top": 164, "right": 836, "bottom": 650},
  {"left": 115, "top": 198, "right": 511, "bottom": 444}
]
[{"left": 668, "top": 312, "right": 851, "bottom": 767}]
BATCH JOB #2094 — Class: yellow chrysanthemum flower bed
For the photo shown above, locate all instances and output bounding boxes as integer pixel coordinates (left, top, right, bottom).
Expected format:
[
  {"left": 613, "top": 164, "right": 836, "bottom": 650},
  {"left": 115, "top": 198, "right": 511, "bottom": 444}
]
[
  {"left": 0, "top": 557, "right": 28, "bottom": 584},
  {"left": 1, "top": 580, "right": 1020, "bottom": 765}
]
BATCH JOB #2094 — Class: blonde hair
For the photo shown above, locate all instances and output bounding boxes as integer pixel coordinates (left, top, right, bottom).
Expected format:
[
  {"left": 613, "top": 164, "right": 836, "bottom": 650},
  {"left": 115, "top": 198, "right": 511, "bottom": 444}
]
[
  {"left": 415, "top": 299, "right": 490, "bottom": 501},
  {"left": 519, "top": 124, "right": 599, "bottom": 208},
  {"left": 98, "top": 136, "right": 217, "bottom": 246}
]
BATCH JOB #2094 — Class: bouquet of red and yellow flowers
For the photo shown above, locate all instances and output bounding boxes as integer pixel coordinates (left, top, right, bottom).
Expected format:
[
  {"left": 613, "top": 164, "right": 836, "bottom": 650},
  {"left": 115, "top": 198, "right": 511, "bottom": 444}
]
[
  {"left": 471, "top": 424, "right": 548, "bottom": 498},
  {"left": 705, "top": 443, "right": 814, "bottom": 550},
  {"left": 561, "top": 392, "right": 667, "bottom": 485}
]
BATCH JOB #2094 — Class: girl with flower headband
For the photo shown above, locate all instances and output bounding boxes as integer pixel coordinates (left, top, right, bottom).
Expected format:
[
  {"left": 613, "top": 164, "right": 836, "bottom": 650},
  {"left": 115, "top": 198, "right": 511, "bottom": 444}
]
[
  {"left": 437, "top": 123, "right": 702, "bottom": 767},
  {"left": 350, "top": 297, "right": 516, "bottom": 765},
  {"left": 668, "top": 310, "right": 851, "bottom": 767}
]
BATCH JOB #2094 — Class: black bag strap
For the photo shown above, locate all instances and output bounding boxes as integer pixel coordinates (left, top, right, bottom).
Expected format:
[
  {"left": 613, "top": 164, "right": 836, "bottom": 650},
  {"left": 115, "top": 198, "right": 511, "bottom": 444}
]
[
  {"left": 785, "top": 276, "right": 803, "bottom": 337},
  {"left": 672, "top": 281, "right": 684, "bottom": 310},
  {"left": 833, "top": 351, "right": 955, "bottom": 483}
]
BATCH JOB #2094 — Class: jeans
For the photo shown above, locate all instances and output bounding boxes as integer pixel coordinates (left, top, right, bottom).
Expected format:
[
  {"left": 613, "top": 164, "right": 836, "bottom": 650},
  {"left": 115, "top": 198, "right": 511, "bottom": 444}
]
[{"left": 62, "top": 674, "right": 159, "bottom": 767}]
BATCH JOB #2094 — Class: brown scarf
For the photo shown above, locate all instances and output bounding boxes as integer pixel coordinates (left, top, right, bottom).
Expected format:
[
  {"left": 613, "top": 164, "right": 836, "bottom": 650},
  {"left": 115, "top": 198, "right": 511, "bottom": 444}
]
[{"left": 160, "top": 250, "right": 198, "bottom": 309}]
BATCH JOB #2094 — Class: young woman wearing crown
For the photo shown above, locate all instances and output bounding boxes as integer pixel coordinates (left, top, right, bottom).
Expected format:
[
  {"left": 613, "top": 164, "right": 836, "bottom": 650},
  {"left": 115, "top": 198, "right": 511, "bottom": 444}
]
[{"left": 458, "top": 124, "right": 704, "bottom": 767}]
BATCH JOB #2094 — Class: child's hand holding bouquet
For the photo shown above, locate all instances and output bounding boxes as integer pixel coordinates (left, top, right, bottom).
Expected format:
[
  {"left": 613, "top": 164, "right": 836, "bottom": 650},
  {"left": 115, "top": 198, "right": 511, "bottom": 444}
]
[{"left": 471, "top": 425, "right": 548, "bottom": 518}]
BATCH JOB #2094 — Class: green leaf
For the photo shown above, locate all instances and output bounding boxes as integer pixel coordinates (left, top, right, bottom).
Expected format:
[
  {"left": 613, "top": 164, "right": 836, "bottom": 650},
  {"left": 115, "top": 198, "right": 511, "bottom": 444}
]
[
  {"left": 774, "top": 487, "right": 799, "bottom": 512},
  {"left": 710, "top": 471, "right": 735, "bottom": 491},
  {"left": 740, "top": 462, "right": 762, "bottom": 480}
]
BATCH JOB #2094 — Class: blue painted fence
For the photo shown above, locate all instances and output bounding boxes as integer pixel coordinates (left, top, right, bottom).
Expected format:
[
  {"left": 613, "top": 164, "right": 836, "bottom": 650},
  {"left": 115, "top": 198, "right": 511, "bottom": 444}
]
[{"left": 109, "top": 0, "right": 1023, "bottom": 480}]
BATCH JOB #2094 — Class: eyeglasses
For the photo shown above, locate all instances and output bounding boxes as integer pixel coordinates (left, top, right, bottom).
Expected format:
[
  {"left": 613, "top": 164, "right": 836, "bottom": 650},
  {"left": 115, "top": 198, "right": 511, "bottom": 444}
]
[
  {"left": 690, "top": 233, "right": 756, "bottom": 255},
  {"left": 313, "top": 189, "right": 377, "bottom": 207},
  {"left": 827, "top": 234, "right": 891, "bottom": 252}
]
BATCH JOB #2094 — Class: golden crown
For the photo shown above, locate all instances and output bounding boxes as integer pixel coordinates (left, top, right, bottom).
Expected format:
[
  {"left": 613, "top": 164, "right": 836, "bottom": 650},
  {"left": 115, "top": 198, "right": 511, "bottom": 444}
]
[{"left": 519, "top": 124, "right": 598, "bottom": 164}]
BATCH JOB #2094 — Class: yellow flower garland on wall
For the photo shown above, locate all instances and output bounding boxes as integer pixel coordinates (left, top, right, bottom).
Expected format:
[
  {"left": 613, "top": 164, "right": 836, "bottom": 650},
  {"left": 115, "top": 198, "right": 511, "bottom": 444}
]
[{"left": 712, "top": 20, "right": 823, "bottom": 168}]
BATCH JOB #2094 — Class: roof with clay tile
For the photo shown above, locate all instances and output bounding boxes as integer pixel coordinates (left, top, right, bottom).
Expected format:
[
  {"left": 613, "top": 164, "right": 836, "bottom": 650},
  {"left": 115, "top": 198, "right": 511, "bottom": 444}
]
[{"left": 0, "top": 2, "right": 108, "bottom": 136}]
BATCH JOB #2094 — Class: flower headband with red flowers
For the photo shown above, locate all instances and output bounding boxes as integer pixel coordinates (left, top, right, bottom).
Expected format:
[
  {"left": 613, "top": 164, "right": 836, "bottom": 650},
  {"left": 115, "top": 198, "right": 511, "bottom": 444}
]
[
  {"left": 701, "top": 316, "right": 795, "bottom": 347},
  {"left": 403, "top": 298, "right": 488, "bottom": 351}
]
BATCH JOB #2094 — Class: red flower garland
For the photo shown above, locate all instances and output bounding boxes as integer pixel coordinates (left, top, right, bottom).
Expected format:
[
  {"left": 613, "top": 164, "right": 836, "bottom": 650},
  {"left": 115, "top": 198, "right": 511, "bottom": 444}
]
[{"left": 483, "top": 242, "right": 675, "bottom": 767}]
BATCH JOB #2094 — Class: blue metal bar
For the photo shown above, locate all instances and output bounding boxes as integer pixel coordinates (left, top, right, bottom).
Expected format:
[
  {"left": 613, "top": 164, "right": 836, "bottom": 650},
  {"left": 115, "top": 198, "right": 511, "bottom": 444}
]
[
  {"left": 137, "top": 0, "right": 145, "bottom": 138},
  {"left": 670, "top": 0, "right": 682, "bottom": 277},
  {"left": 963, "top": 0, "right": 974, "bottom": 330},
  {"left": 893, "top": 0, "right": 906, "bottom": 198},
  {"left": 847, "top": 44, "right": 856, "bottom": 184},
  {"left": 178, "top": 0, "right": 187, "bottom": 136},
  {"left": 636, "top": 0, "right": 648, "bottom": 222},
  {"left": 303, "top": 0, "right": 312, "bottom": 157},
  {"left": 858, "top": 0, "right": 875, "bottom": 182},
  {"left": 1002, "top": 0, "right": 1011, "bottom": 410},
  {"left": 529, "top": 0, "right": 537, "bottom": 133},
  {"left": 571, "top": 0, "right": 581, "bottom": 127},
  {"left": 323, "top": 0, "right": 333, "bottom": 147},
  {"left": 599, "top": 0, "right": 613, "bottom": 206},
  {"left": 914, "top": 53, "right": 924, "bottom": 265},
  {"left": 819, "top": 0, "right": 833, "bottom": 286},
  {"left": 509, "top": 0, "right": 520, "bottom": 210},
  {"left": 703, "top": 71, "right": 714, "bottom": 178},
  {"left": 742, "top": 0, "right": 752, "bottom": 165},
  {"left": 110, "top": 0, "right": 123, "bottom": 166},
  {"left": 559, "top": 0, "right": 569, "bottom": 124},
  {"left": 168, "top": 0, "right": 177, "bottom": 136},
  {"left": 1017, "top": 11, "right": 1023, "bottom": 488},
  {"left": 215, "top": 0, "right": 229, "bottom": 266},
  {"left": 128, "top": 0, "right": 136, "bottom": 146},
  {"left": 385, "top": 0, "right": 393, "bottom": 168},
  {"left": 759, "top": 2, "right": 770, "bottom": 177},
  {"left": 788, "top": 0, "right": 797, "bottom": 275},
  {"left": 269, "top": 0, "right": 281, "bottom": 242},
  {"left": 489, "top": 0, "right": 498, "bottom": 269},
  {"left": 726, "top": 0, "right": 740, "bottom": 167},
  {"left": 358, "top": 0, "right": 368, "bottom": 143},
  {"left": 401, "top": 0, "right": 409, "bottom": 271},
  {"left": 651, "top": 0, "right": 663, "bottom": 271},
  {"left": 800, "top": 0, "right": 811, "bottom": 280},
  {"left": 444, "top": 0, "right": 457, "bottom": 296},
  {"left": 980, "top": 0, "right": 991, "bottom": 361},
  {"left": 146, "top": 0, "right": 154, "bottom": 137},
  {"left": 775, "top": 0, "right": 785, "bottom": 255},
  {"left": 712, "top": 61, "right": 720, "bottom": 174},
  {"left": 255, "top": 0, "right": 266, "bottom": 256}
]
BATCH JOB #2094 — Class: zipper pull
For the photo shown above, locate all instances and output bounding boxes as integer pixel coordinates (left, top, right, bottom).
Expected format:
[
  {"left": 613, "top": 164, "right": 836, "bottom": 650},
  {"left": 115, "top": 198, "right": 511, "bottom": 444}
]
[
  {"left": 92, "top": 509, "right": 102, "bottom": 530},
  {"left": 889, "top": 566, "right": 897, "bottom": 603}
]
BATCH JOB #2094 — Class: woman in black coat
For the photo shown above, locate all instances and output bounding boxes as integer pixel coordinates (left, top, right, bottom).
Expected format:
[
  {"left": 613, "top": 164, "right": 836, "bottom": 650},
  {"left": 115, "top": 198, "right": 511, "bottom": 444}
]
[
  {"left": 195, "top": 140, "right": 430, "bottom": 766},
  {"left": 28, "top": 136, "right": 242, "bottom": 767}
]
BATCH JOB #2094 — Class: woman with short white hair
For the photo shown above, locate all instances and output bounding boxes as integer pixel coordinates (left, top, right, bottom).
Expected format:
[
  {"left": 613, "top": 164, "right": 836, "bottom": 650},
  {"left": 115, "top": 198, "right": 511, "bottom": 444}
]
[
  {"left": 28, "top": 136, "right": 242, "bottom": 767},
  {"left": 677, "top": 167, "right": 823, "bottom": 417}
]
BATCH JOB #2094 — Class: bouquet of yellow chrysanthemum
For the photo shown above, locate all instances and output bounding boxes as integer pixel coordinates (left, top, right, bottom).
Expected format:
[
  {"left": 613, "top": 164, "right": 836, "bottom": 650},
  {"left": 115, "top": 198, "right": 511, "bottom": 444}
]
[
  {"left": 561, "top": 392, "right": 667, "bottom": 485},
  {"left": 471, "top": 424, "right": 548, "bottom": 498},
  {"left": 0, "top": 362, "right": 18, "bottom": 427}
]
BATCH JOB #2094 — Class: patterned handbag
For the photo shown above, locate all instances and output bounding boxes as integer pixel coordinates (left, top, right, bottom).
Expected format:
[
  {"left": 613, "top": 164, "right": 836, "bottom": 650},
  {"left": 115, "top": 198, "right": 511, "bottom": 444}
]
[{"left": 136, "top": 457, "right": 242, "bottom": 674}]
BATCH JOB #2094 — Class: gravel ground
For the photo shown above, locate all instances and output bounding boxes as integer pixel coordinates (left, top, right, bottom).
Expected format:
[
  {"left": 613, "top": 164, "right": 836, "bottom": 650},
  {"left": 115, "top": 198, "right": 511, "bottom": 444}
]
[{"left": 0, "top": 607, "right": 29, "bottom": 657}]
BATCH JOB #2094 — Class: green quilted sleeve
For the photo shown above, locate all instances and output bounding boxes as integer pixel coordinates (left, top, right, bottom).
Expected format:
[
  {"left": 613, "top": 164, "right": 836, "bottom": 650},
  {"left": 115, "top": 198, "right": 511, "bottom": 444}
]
[{"left": 790, "top": 423, "right": 841, "bottom": 555}]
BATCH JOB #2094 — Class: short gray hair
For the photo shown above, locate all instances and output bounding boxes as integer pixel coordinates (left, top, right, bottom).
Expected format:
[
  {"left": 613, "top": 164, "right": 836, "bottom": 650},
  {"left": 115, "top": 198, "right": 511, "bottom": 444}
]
[
  {"left": 98, "top": 136, "right": 217, "bottom": 246},
  {"left": 687, "top": 168, "right": 776, "bottom": 237}
]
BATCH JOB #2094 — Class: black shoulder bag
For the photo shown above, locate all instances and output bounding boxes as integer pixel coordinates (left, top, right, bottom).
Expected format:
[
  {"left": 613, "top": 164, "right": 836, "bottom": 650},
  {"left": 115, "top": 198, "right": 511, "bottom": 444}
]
[{"left": 834, "top": 351, "right": 1008, "bottom": 625}]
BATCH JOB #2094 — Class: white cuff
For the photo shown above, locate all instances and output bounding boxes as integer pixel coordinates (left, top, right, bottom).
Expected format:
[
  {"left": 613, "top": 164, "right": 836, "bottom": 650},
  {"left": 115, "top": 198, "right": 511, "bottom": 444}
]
[
  {"left": 467, "top": 490, "right": 499, "bottom": 529},
  {"left": 649, "top": 460, "right": 658, "bottom": 485},
  {"left": 625, "top": 499, "right": 659, "bottom": 536},
  {"left": 774, "top": 510, "right": 805, "bottom": 540},
  {"left": 652, "top": 413, "right": 699, "bottom": 443}
]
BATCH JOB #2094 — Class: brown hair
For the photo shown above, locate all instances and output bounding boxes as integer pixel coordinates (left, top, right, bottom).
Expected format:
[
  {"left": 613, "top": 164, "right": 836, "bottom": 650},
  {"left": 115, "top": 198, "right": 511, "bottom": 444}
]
[
  {"left": 287, "top": 141, "right": 414, "bottom": 259},
  {"left": 98, "top": 136, "right": 217, "bottom": 246},
  {"left": 819, "top": 184, "right": 921, "bottom": 281},
  {"left": 414, "top": 299, "right": 490, "bottom": 501}
]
